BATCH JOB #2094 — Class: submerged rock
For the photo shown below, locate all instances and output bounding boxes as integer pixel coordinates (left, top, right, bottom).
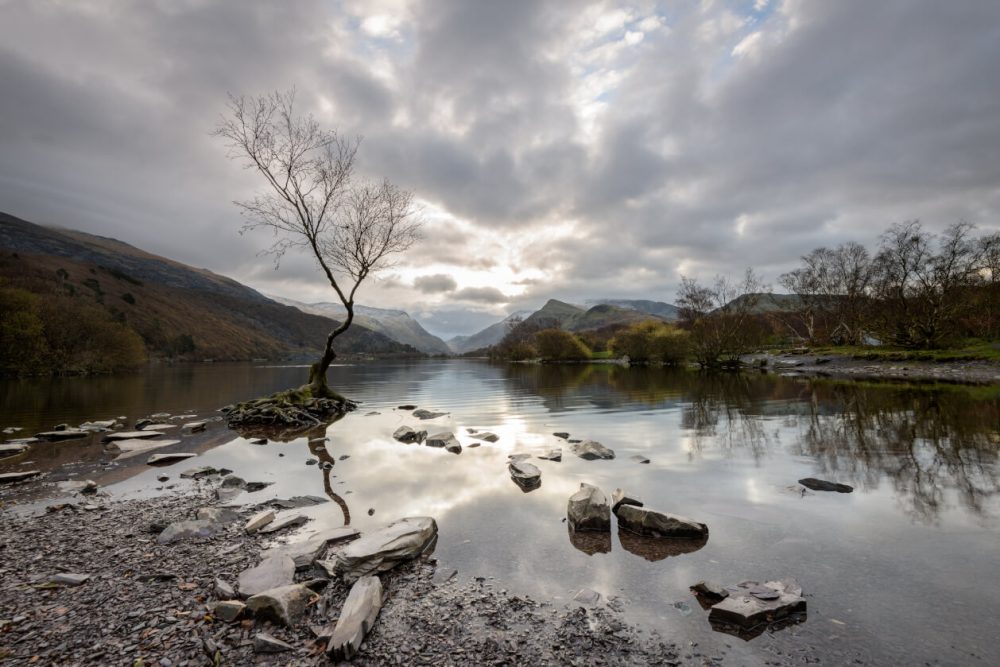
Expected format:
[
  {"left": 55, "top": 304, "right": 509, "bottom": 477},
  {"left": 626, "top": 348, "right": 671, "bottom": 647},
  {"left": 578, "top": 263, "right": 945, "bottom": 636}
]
[
  {"left": 0, "top": 470, "right": 42, "bottom": 484},
  {"left": 426, "top": 432, "right": 461, "bottom": 454},
  {"left": 412, "top": 409, "right": 448, "bottom": 420},
  {"left": 327, "top": 575, "right": 384, "bottom": 659},
  {"left": 630, "top": 454, "right": 651, "bottom": 464},
  {"left": 707, "top": 578, "right": 806, "bottom": 631},
  {"left": 553, "top": 432, "right": 570, "bottom": 439},
  {"left": 108, "top": 438, "right": 181, "bottom": 460},
  {"left": 0, "top": 443, "right": 29, "bottom": 458},
  {"left": 324, "top": 517, "right": 438, "bottom": 582},
  {"left": 35, "top": 429, "right": 89, "bottom": 441},
  {"left": 238, "top": 555, "right": 296, "bottom": 598},
  {"left": 571, "top": 440, "right": 616, "bottom": 460},
  {"left": 798, "top": 477, "right": 853, "bottom": 493},
  {"left": 184, "top": 421, "right": 208, "bottom": 432},
  {"left": 615, "top": 504, "right": 708, "bottom": 538},
  {"left": 392, "top": 425, "right": 426, "bottom": 444},
  {"left": 508, "top": 460, "right": 542, "bottom": 491},
  {"left": 245, "top": 583, "right": 315, "bottom": 627},
  {"left": 146, "top": 452, "right": 197, "bottom": 466},
  {"left": 567, "top": 483, "right": 611, "bottom": 532},
  {"left": 180, "top": 466, "right": 218, "bottom": 479},
  {"left": 537, "top": 448, "right": 562, "bottom": 462},
  {"left": 104, "top": 430, "right": 164, "bottom": 442},
  {"left": 471, "top": 431, "right": 499, "bottom": 443},
  {"left": 572, "top": 588, "right": 601, "bottom": 605}
]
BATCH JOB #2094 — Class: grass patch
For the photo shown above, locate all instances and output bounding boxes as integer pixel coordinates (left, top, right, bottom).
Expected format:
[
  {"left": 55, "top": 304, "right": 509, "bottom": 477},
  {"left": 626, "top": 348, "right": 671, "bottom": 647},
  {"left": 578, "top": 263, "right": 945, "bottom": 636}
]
[{"left": 779, "top": 340, "right": 1000, "bottom": 363}]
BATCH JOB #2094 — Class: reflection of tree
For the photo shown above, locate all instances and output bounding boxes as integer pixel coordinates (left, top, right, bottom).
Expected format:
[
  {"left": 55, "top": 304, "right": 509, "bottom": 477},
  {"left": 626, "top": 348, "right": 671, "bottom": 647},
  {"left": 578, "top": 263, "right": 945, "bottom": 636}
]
[
  {"left": 679, "top": 373, "right": 783, "bottom": 461},
  {"left": 304, "top": 423, "right": 351, "bottom": 525},
  {"left": 795, "top": 382, "right": 1000, "bottom": 523}
]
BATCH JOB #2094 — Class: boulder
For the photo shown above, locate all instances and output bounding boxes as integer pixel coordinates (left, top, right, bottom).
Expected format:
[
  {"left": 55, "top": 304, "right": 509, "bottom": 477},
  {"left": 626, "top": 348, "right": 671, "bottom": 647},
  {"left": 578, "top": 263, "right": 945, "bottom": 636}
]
[
  {"left": 220, "top": 475, "right": 246, "bottom": 489},
  {"left": 104, "top": 431, "right": 164, "bottom": 442},
  {"left": 245, "top": 583, "right": 315, "bottom": 627},
  {"left": 324, "top": 517, "right": 438, "bottom": 582},
  {"left": 508, "top": 460, "right": 542, "bottom": 491},
  {"left": 611, "top": 488, "right": 643, "bottom": 512},
  {"left": 708, "top": 579, "right": 806, "bottom": 630},
  {"left": 471, "top": 431, "right": 499, "bottom": 443},
  {"left": 146, "top": 452, "right": 197, "bottom": 465},
  {"left": 184, "top": 421, "right": 208, "bottom": 432},
  {"left": 412, "top": 409, "right": 448, "bottom": 420},
  {"left": 571, "top": 440, "right": 616, "bottom": 460},
  {"left": 238, "top": 555, "right": 296, "bottom": 599},
  {"left": 537, "top": 448, "right": 562, "bottom": 462},
  {"left": 392, "top": 426, "right": 426, "bottom": 444},
  {"left": 615, "top": 504, "right": 708, "bottom": 538},
  {"left": 425, "top": 431, "right": 461, "bottom": 453},
  {"left": 0, "top": 470, "right": 42, "bottom": 484},
  {"left": 328, "top": 575, "right": 383, "bottom": 660},
  {"left": 215, "top": 578, "right": 236, "bottom": 599},
  {"left": 211, "top": 600, "right": 246, "bottom": 623},
  {"left": 156, "top": 519, "right": 225, "bottom": 544},
  {"left": 567, "top": 483, "right": 611, "bottom": 532},
  {"left": 244, "top": 510, "right": 276, "bottom": 534},
  {"left": 553, "top": 432, "right": 570, "bottom": 439},
  {"left": 798, "top": 477, "right": 853, "bottom": 493},
  {"left": 254, "top": 632, "right": 293, "bottom": 653}
]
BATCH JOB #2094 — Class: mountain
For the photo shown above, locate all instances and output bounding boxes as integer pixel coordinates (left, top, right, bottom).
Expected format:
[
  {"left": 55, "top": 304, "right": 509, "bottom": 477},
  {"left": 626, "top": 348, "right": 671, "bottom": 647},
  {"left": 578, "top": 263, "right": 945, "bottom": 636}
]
[
  {"left": 565, "top": 303, "right": 651, "bottom": 331},
  {"left": 448, "top": 311, "right": 530, "bottom": 354},
  {"left": 718, "top": 292, "right": 806, "bottom": 314},
  {"left": 522, "top": 299, "right": 585, "bottom": 328},
  {"left": 585, "top": 298, "right": 679, "bottom": 320},
  {"left": 0, "top": 211, "right": 418, "bottom": 364},
  {"left": 271, "top": 297, "right": 451, "bottom": 355}
]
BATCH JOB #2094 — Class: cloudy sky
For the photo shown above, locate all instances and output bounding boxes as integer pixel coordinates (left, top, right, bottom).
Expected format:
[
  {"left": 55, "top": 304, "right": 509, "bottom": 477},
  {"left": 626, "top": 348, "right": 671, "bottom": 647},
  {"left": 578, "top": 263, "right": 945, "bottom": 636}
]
[{"left": 2, "top": 0, "right": 999, "bottom": 339}]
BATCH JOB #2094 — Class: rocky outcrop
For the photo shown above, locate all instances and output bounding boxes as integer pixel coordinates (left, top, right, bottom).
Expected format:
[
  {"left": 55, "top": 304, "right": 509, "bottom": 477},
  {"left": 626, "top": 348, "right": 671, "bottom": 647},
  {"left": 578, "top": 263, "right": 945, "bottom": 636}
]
[
  {"left": 567, "top": 483, "right": 611, "bottom": 532},
  {"left": 327, "top": 575, "right": 383, "bottom": 659}
]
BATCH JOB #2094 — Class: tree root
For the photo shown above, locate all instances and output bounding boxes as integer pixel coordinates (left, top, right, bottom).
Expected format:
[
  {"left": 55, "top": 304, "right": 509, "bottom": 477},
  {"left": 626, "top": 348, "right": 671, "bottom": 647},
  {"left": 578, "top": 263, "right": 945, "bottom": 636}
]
[{"left": 222, "top": 384, "right": 357, "bottom": 436}]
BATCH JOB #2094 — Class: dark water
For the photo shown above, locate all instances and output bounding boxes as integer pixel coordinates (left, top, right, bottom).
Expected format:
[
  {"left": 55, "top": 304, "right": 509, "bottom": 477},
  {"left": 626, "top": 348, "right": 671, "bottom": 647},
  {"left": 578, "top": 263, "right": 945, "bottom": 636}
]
[{"left": 2, "top": 360, "right": 999, "bottom": 665}]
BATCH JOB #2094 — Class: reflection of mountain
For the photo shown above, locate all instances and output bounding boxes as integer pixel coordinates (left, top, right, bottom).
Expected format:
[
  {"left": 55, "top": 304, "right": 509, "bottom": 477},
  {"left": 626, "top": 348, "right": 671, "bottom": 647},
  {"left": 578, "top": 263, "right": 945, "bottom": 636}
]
[{"left": 498, "top": 363, "right": 1000, "bottom": 523}]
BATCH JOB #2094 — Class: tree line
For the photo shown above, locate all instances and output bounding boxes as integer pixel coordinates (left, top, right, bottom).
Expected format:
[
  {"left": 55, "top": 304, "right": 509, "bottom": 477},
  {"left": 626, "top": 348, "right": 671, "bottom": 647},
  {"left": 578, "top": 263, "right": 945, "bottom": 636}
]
[{"left": 490, "top": 221, "right": 1000, "bottom": 367}]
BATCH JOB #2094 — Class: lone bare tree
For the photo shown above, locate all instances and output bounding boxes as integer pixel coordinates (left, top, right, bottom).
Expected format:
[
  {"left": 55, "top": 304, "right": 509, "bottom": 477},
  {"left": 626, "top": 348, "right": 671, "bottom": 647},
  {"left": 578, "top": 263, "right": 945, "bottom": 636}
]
[{"left": 215, "top": 90, "right": 420, "bottom": 401}]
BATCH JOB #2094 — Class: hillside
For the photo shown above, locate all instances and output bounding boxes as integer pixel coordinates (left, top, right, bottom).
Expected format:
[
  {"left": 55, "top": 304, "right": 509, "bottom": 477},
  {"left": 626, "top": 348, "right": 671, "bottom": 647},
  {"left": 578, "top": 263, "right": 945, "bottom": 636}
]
[
  {"left": 448, "top": 311, "right": 530, "bottom": 354},
  {"left": 585, "top": 298, "right": 679, "bottom": 320},
  {"left": 0, "top": 212, "right": 418, "bottom": 369},
  {"left": 272, "top": 296, "right": 451, "bottom": 355}
]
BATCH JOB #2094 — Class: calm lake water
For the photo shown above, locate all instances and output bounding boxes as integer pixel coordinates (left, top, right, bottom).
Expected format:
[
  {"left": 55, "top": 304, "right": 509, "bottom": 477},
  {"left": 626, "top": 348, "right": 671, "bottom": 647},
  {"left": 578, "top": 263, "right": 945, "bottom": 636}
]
[{"left": 2, "top": 359, "right": 999, "bottom": 665}]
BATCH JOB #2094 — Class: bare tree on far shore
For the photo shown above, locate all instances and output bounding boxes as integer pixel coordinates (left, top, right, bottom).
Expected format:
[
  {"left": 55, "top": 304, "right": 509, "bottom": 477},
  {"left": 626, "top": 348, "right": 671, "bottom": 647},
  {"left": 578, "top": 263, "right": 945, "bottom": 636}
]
[{"left": 214, "top": 90, "right": 420, "bottom": 398}]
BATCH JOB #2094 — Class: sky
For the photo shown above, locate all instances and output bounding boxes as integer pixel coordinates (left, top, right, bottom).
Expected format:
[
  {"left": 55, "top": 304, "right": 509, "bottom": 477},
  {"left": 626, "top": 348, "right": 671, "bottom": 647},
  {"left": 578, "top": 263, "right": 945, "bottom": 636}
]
[{"left": 1, "top": 0, "right": 999, "bottom": 339}]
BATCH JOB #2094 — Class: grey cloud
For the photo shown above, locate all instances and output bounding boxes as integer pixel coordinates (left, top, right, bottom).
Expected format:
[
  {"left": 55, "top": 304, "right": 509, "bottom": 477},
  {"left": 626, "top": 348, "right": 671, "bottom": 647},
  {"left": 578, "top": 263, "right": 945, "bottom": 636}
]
[
  {"left": 453, "top": 286, "right": 510, "bottom": 304},
  {"left": 414, "top": 273, "right": 458, "bottom": 293}
]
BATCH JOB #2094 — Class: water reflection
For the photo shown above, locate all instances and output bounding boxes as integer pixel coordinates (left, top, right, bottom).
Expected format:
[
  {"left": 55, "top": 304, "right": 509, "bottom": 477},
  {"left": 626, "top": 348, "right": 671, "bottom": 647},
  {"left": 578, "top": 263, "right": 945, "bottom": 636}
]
[{"left": 619, "top": 530, "right": 708, "bottom": 562}]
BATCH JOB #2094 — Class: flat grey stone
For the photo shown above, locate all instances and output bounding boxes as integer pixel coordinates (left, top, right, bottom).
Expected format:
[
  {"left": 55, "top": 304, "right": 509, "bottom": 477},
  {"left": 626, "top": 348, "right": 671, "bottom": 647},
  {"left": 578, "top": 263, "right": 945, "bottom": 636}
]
[
  {"left": 471, "top": 431, "right": 499, "bottom": 443},
  {"left": 238, "top": 555, "right": 295, "bottom": 599},
  {"left": 108, "top": 438, "right": 181, "bottom": 460},
  {"left": 630, "top": 454, "right": 651, "bottom": 464},
  {"left": 709, "top": 578, "right": 805, "bottom": 629},
  {"left": 211, "top": 600, "right": 245, "bottom": 623},
  {"left": 615, "top": 504, "right": 708, "bottom": 538},
  {"left": 537, "top": 448, "right": 562, "bottom": 462},
  {"left": 326, "top": 517, "right": 438, "bottom": 582},
  {"left": 392, "top": 426, "right": 426, "bottom": 444},
  {"left": 509, "top": 460, "right": 542, "bottom": 491},
  {"left": 262, "top": 527, "right": 360, "bottom": 570},
  {"left": 180, "top": 466, "right": 218, "bottom": 479},
  {"left": 215, "top": 578, "right": 236, "bottom": 599},
  {"left": 183, "top": 421, "right": 207, "bottom": 432},
  {"left": 254, "top": 632, "right": 293, "bottom": 653},
  {"left": 244, "top": 510, "right": 276, "bottom": 534},
  {"left": 35, "top": 429, "right": 89, "bottom": 441},
  {"left": 48, "top": 573, "right": 90, "bottom": 586},
  {"left": 146, "top": 452, "right": 197, "bottom": 465},
  {"left": 258, "top": 513, "right": 310, "bottom": 534},
  {"left": 425, "top": 431, "right": 461, "bottom": 454},
  {"left": 412, "top": 409, "right": 448, "bottom": 420},
  {"left": 156, "top": 519, "right": 224, "bottom": 544},
  {"left": 104, "top": 431, "right": 164, "bottom": 442},
  {"left": 328, "top": 575, "right": 383, "bottom": 659},
  {"left": 0, "top": 470, "right": 42, "bottom": 484},
  {"left": 573, "top": 588, "right": 601, "bottom": 604}
]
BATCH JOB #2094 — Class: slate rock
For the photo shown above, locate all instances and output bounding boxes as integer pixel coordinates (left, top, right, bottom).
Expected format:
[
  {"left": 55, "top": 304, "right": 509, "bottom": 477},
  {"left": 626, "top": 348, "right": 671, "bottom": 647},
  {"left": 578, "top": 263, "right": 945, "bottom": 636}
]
[
  {"left": 708, "top": 578, "right": 806, "bottom": 629},
  {"left": 258, "top": 513, "right": 310, "bottom": 534},
  {"left": 244, "top": 510, "right": 276, "bottom": 534},
  {"left": 508, "top": 460, "right": 542, "bottom": 492},
  {"left": 156, "top": 519, "right": 224, "bottom": 544},
  {"left": 471, "top": 431, "right": 499, "bottom": 443},
  {"left": 104, "top": 430, "right": 164, "bottom": 442},
  {"left": 412, "top": 409, "right": 448, "bottom": 420},
  {"left": 426, "top": 431, "right": 461, "bottom": 454},
  {"left": 254, "top": 632, "right": 293, "bottom": 653},
  {"left": 211, "top": 600, "right": 246, "bottom": 623},
  {"left": 262, "top": 527, "right": 360, "bottom": 570},
  {"left": 48, "top": 573, "right": 90, "bottom": 586},
  {"left": 392, "top": 426, "right": 426, "bottom": 444},
  {"left": 553, "top": 432, "right": 570, "bottom": 439},
  {"left": 616, "top": 504, "right": 708, "bottom": 538},
  {"left": 245, "top": 584, "right": 315, "bottom": 627},
  {"left": 537, "top": 448, "right": 562, "bottom": 462},
  {"left": 611, "top": 488, "right": 643, "bottom": 512},
  {"left": 238, "top": 555, "right": 296, "bottom": 599},
  {"left": 0, "top": 470, "right": 42, "bottom": 484},
  {"left": 567, "top": 483, "right": 611, "bottom": 532},
  {"left": 798, "top": 477, "right": 854, "bottom": 493},
  {"left": 147, "top": 452, "right": 197, "bottom": 466},
  {"left": 324, "top": 517, "right": 438, "bottom": 582},
  {"left": 630, "top": 454, "right": 651, "bottom": 464},
  {"left": 571, "top": 440, "right": 616, "bottom": 460},
  {"left": 328, "top": 575, "right": 383, "bottom": 659},
  {"left": 109, "top": 438, "right": 181, "bottom": 460},
  {"left": 215, "top": 578, "right": 236, "bottom": 599}
]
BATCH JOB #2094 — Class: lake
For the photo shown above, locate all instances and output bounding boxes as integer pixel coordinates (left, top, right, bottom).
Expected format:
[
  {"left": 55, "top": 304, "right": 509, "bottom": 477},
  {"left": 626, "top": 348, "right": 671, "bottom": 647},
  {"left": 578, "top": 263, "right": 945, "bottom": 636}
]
[{"left": 2, "top": 359, "right": 998, "bottom": 665}]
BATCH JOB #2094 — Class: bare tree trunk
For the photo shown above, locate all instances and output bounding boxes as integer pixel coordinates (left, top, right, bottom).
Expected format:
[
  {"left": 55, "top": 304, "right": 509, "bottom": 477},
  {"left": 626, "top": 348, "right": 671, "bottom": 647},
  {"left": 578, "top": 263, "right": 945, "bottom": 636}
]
[{"left": 307, "top": 306, "right": 354, "bottom": 399}]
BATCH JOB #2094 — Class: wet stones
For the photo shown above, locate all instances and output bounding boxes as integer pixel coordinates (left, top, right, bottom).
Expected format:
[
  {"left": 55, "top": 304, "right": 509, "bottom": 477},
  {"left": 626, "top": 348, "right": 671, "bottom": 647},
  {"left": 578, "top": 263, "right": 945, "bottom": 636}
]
[
  {"left": 181, "top": 466, "right": 218, "bottom": 479},
  {"left": 630, "top": 454, "right": 651, "bottom": 464},
  {"left": 146, "top": 452, "right": 197, "bottom": 466},
  {"left": 104, "top": 430, "right": 164, "bottom": 442},
  {"left": 537, "top": 448, "right": 562, "bottom": 462},
  {"left": 108, "top": 438, "right": 180, "bottom": 460},
  {"left": 706, "top": 578, "right": 806, "bottom": 631},
  {"left": 245, "top": 583, "right": 315, "bottom": 627},
  {"left": 571, "top": 440, "right": 616, "bottom": 460},
  {"left": 392, "top": 426, "right": 426, "bottom": 444},
  {"left": 327, "top": 575, "right": 384, "bottom": 660},
  {"left": 426, "top": 431, "right": 461, "bottom": 454},
  {"left": 35, "top": 429, "right": 89, "bottom": 441},
  {"left": 325, "top": 516, "right": 438, "bottom": 582},
  {"left": 567, "top": 483, "right": 611, "bottom": 532},
  {"left": 798, "top": 477, "right": 854, "bottom": 493},
  {"left": 262, "top": 527, "right": 360, "bottom": 570},
  {"left": 0, "top": 443, "right": 29, "bottom": 458},
  {"left": 508, "top": 460, "right": 542, "bottom": 492},
  {"left": 471, "top": 431, "right": 499, "bottom": 443},
  {"left": 183, "top": 421, "right": 207, "bottom": 432},
  {"left": 258, "top": 512, "right": 310, "bottom": 534},
  {"left": 615, "top": 504, "right": 708, "bottom": 539},
  {"left": 611, "top": 488, "right": 643, "bottom": 512},
  {"left": 413, "top": 409, "right": 448, "bottom": 420},
  {"left": 0, "top": 470, "right": 42, "bottom": 484},
  {"left": 238, "top": 555, "right": 296, "bottom": 599}
]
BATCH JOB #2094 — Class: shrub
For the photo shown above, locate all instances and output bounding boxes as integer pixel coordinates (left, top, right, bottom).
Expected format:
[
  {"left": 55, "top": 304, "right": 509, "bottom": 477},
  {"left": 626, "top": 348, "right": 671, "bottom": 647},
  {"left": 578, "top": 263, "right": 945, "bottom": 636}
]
[
  {"left": 535, "top": 328, "right": 592, "bottom": 361},
  {"left": 611, "top": 320, "right": 691, "bottom": 365}
]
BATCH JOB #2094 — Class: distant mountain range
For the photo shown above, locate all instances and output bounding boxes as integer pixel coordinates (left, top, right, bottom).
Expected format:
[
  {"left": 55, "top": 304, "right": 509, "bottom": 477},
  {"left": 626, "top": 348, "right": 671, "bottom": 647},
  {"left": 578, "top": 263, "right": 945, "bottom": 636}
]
[
  {"left": 0, "top": 212, "right": 418, "bottom": 361},
  {"left": 271, "top": 297, "right": 451, "bottom": 355},
  {"left": 447, "top": 311, "right": 530, "bottom": 354}
]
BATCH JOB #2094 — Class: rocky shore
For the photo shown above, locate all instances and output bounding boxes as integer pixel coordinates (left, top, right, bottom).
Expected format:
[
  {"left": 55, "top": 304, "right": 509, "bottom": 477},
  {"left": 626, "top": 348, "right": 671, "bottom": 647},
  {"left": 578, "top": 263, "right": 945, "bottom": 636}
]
[
  {"left": 0, "top": 482, "right": 707, "bottom": 666},
  {"left": 761, "top": 352, "right": 1000, "bottom": 385}
]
